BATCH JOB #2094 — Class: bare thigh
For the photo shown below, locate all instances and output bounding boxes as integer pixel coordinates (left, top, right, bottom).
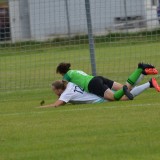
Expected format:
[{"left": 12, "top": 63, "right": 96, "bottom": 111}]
[
  {"left": 112, "top": 81, "right": 133, "bottom": 91},
  {"left": 103, "top": 89, "right": 115, "bottom": 101},
  {"left": 112, "top": 82, "right": 123, "bottom": 91}
]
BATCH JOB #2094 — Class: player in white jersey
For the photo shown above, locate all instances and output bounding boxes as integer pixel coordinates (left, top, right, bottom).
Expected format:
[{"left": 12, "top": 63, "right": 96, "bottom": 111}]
[
  {"left": 40, "top": 80, "right": 106, "bottom": 108},
  {"left": 39, "top": 78, "right": 160, "bottom": 108},
  {"left": 59, "top": 82, "right": 106, "bottom": 104}
]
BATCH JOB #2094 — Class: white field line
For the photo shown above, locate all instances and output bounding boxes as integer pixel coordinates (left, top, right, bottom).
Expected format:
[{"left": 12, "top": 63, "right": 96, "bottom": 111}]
[{"left": 0, "top": 103, "right": 160, "bottom": 117}]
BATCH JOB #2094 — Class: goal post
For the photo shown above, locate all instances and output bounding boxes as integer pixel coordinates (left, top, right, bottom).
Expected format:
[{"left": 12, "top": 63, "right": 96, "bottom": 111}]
[{"left": 85, "top": 0, "right": 97, "bottom": 76}]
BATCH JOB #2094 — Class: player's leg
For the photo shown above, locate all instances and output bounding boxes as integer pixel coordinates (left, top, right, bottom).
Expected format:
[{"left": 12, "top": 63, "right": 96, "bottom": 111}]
[
  {"left": 111, "top": 82, "right": 123, "bottom": 90},
  {"left": 113, "top": 62, "right": 158, "bottom": 100},
  {"left": 149, "top": 77, "right": 160, "bottom": 92},
  {"left": 121, "top": 77, "right": 160, "bottom": 100},
  {"left": 97, "top": 76, "right": 134, "bottom": 100},
  {"left": 132, "top": 63, "right": 158, "bottom": 86},
  {"left": 127, "top": 62, "right": 158, "bottom": 87},
  {"left": 101, "top": 63, "right": 158, "bottom": 101},
  {"left": 94, "top": 76, "right": 130, "bottom": 100},
  {"left": 113, "top": 85, "right": 133, "bottom": 100},
  {"left": 104, "top": 88, "right": 115, "bottom": 101},
  {"left": 88, "top": 76, "right": 119, "bottom": 101},
  {"left": 112, "top": 63, "right": 158, "bottom": 92},
  {"left": 88, "top": 76, "right": 112, "bottom": 99},
  {"left": 89, "top": 68, "right": 158, "bottom": 101},
  {"left": 99, "top": 76, "right": 123, "bottom": 90},
  {"left": 121, "top": 83, "right": 150, "bottom": 100}
]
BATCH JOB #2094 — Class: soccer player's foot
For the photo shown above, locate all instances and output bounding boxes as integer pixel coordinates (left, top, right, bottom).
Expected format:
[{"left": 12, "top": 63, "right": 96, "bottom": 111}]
[
  {"left": 138, "top": 62, "right": 155, "bottom": 69},
  {"left": 143, "top": 68, "right": 158, "bottom": 75},
  {"left": 138, "top": 62, "right": 158, "bottom": 75},
  {"left": 123, "top": 85, "right": 134, "bottom": 100},
  {"left": 149, "top": 77, "right": 160, "bottom": 92}
]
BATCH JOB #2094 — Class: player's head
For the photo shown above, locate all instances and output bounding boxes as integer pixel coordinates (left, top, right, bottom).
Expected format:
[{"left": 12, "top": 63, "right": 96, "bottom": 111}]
[
  {"left": 56, "top": 62, "right": 71, "bottom": 75},
  {"left": 52, "top": 80, "right": 67, "bottom": 96}
]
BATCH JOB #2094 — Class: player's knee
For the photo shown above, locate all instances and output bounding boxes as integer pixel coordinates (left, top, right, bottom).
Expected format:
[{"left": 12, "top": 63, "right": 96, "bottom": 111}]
[
  {"left": 104, "top": 89, "right": 115, "bottom": 101},
  {"left": 125, "top": 82, "right": 132, "bottom": 90},
  {"left": 112, "top": 82, "right": 123, "bottom": 90}
]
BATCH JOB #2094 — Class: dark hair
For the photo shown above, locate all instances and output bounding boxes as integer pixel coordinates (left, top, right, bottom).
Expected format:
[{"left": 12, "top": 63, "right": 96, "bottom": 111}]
[
  {"left": 56, "top": 62, "right": 71, "bottom": 74},
  {"left": 52, "top": 80, "right": 67, "bottom": 90}
]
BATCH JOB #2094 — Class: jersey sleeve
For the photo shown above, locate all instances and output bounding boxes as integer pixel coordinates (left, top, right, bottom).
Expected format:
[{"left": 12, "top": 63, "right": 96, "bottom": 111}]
[
  {"left": 59, "top": 91, "right": 74, "bottom": 103},
  {"left": 63, "top": 73, "right": 71, "bottom": 81}
]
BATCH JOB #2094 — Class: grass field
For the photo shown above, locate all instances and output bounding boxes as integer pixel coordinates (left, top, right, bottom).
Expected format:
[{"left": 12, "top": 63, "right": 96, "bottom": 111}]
[
  {"left": 0, "top": 87, "right": 160, "bottom": 160},
  {"left": 1, "top": 41, "right": 160, "bottom": 90},
  {"left": 0, "top": 40, "right": 160, "bottom": 159}
]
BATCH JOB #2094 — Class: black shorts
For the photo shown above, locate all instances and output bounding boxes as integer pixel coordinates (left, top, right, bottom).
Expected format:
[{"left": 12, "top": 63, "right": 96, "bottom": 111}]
[{"left": 88, "top": 76, "right": 114, "bottom": 97}]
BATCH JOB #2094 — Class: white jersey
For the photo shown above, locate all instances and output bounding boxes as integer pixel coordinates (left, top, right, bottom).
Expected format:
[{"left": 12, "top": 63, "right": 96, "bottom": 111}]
[{"left": 59, "top": 82, "right": 106, "bottom": 104}]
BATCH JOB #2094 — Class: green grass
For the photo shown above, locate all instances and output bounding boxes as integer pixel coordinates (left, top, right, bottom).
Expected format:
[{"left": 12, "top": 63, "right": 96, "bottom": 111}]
[
  {"left": 0, "top": 38, "right": 160, "bottom": 159},
  {"left": 1, "top": 41, "right": 160, "bottom": 90},
  {"left": 0, "top": 88, "right": 160, "bottom": 160}
]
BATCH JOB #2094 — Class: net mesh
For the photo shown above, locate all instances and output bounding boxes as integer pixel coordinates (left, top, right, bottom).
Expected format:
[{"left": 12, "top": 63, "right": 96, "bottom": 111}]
[{"left": 0, "top": 0, "right": 160, "bottom": 91}]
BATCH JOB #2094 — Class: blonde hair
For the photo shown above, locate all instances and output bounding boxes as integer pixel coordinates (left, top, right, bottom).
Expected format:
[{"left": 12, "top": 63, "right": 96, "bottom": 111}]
[{"left": 52, "top": 80, "right": 68, "bottom": 90}]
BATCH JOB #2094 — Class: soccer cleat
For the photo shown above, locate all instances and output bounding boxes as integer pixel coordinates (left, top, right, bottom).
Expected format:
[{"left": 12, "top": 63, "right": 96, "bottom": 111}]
[
  {"left": 143, "top": 68, "right": 158, "bottom": 75},
  {"left": 138, "top": 62, "right": 158, "bottom": 75},
  {"left": 149, "top": 78, "right": 160, "bottom": 92},
  {"left": 138, "top": 62, "right": 155, "bottom": 69},
  {"left": 123, "top": 85, "right": 134, "bottom": 100}
]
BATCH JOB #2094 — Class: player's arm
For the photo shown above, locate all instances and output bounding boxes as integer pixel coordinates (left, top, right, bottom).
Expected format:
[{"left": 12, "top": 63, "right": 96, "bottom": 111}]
[{"left": 39, "top": 100, "right": 66, "bottom": 108}]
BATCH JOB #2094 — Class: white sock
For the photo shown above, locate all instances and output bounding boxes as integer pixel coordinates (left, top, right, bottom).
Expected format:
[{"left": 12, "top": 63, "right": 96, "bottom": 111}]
[
  {"left": 131, "top": 82, "right": 150, "bottom": 97},
  {"left": 134, "top": 74, "right": 144, "bottom": 86}
]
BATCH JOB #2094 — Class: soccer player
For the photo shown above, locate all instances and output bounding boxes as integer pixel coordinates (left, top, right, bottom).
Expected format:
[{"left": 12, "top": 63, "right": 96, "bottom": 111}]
[
  {"left": 56, "top": 62, "right": 158, "bottom": 101},
  {"left": 40, "top": 80, "right": 106, "bottom": 108},
  {"left": 39, "top": 78, "right": 160, "bottom": 108}
]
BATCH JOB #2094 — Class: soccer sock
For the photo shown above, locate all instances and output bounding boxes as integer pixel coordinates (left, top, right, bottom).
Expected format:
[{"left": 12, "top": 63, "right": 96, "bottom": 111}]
[
  {"left": 114, "top": 68, "right": 144, "bottom": 100},
  {"left": 134, "top": 74, "right": 144, "bottom": 86},
  {"left": 127, "top": 68, "right": 143, "bottom": 85},
  {"left": 130, "top": 82, "right": 150, "bottom": 97},
  {"left": 114, "top": 88, "right": 124, "bottom": 100}
]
